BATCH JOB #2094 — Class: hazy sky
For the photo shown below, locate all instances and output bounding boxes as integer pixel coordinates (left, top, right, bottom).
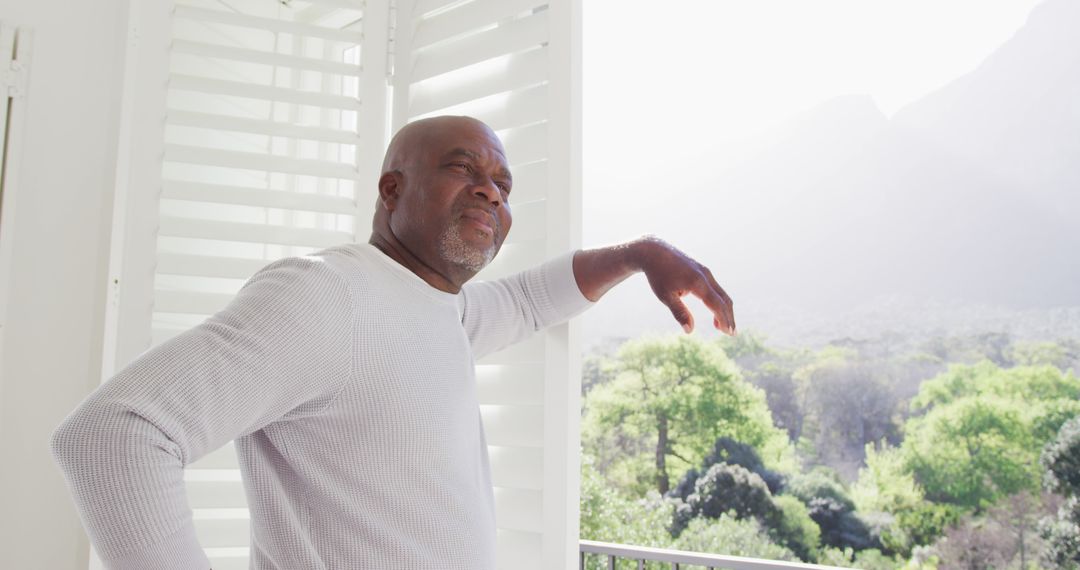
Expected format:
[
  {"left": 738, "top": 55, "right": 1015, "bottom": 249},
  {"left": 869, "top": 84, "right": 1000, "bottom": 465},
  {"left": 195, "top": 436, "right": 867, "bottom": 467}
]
[
  {"left": 583, "top": 0, "right": 1043, "bottom": 143},
  {"left": 579, "top": 1, "right": 1056, "bottom": 343},
  {"left": 582, "top": 1, "right": 1044, "bottom": 242}
]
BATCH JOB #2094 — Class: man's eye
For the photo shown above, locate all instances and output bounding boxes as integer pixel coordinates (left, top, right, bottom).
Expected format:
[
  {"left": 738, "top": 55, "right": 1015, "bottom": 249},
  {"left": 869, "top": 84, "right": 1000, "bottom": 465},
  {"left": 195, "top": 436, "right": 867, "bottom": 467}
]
[{"left": 452, "top": 162, "right": 471, "bottom": 172}]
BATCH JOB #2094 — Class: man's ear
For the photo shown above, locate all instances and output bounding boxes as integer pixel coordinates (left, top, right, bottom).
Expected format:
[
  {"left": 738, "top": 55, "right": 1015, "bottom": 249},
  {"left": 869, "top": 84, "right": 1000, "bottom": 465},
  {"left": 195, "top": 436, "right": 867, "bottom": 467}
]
[{"left": 378, "top": 171, "right": 403, "bottom": 211}]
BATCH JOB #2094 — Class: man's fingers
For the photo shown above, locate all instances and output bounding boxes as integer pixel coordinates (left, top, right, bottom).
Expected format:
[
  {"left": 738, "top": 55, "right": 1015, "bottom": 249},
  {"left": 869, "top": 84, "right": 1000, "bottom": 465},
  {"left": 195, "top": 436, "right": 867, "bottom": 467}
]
[
  {"left": 662, "top": 294, "right": 694, "bottom": 334},
  {"left": 702, "top": 268, "right": 736, "bottom": 334},
  {"left": 698, "top": 287, "right": 735, "bottom": 335}
]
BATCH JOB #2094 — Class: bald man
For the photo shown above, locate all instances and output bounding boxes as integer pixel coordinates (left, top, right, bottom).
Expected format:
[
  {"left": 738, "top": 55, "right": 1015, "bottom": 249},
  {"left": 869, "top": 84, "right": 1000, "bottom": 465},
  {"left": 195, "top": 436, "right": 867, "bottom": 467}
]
[{"left": 51, "top": 116, "right": 735, "bottom": 570}]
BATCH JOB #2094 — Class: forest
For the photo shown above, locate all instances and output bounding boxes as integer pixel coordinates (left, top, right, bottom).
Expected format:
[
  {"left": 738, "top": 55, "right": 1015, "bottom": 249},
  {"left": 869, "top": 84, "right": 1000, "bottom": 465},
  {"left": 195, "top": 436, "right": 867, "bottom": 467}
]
[{"left": 579, "top": 331, "right": 1080, "bottom": 569}]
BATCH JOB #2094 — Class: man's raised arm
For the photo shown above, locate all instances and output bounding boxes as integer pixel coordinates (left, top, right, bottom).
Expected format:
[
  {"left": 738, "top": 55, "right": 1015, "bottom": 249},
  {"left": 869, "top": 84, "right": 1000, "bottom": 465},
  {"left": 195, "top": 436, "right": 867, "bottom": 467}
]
[
  {"left": 461, "top": 236, "right": 735, "bottom": 359},
  {"left": 572, "top": 236, "right": 736, "bottom": 335}
]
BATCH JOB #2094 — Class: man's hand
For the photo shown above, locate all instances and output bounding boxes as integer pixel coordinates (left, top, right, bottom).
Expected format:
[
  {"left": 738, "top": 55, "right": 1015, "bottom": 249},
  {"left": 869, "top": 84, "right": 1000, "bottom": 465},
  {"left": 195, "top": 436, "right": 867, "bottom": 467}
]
[{"left": 572, "top": 236, "right": 736, "bottom": 335}]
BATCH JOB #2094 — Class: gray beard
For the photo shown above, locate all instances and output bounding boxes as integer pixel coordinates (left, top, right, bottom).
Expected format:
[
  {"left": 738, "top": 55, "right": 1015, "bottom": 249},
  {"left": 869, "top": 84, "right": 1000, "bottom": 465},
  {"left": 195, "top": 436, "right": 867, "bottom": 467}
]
[{"left": 437, "top": 220, "right": 495, "bottom": 273}]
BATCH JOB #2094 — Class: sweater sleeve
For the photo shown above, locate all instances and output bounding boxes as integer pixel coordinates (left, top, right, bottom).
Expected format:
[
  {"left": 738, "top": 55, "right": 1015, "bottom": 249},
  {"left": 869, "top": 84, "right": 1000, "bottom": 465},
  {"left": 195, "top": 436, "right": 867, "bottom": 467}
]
[
  {"left": 50, "top": 255, "right": 354, "bottom": 569},
  {"left": 460, "top": 251, "right": 594, "bottom": 359}
]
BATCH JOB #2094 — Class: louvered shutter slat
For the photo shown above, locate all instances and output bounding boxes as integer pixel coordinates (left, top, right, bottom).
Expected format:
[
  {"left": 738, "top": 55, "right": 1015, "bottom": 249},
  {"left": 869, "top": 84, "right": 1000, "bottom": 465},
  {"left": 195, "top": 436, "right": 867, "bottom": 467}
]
[
  {"left": 167, "top": 111, "right": 360, "bottom": 145},
  {"left": 194, "top": 519, "right": 250, "bottom": 548},
  {"left": 500, "top": 122, "right": 547, "bottom": 167},
  {"left": 481, "top": 405, "right": 544, "bottom": 448},
  {"left": 153, "top": 290, "right": 234, "bottom": 316},
  {"left": 168, "top": 75, "right": 363, "bottom": 111},
  {"left": 164, "top": 144, "right": 359, "bottom": 180},
  {"left": 496, "top": 530, "right": 542, "bottom": 570},
  {"left": 504, "top": 160, "right": 548, "bottom": 204},
  {"left": 411, "top": 13, "right": 547, "bottom": 83},
  {"left": 171, "top": 40, "right": 362, "bottom": 77},
  {"left": 413, "top": 0, "right": 546, "bottom": 50},
  {"left": 439, "top": 83, "right": 549, "bottom": 133},
  {"left": 187, "top": 482, "right": 248, "bottom": 509},
  {"left": 489, "top": 446, "right": 544, "bottom": 490},
  {"left": 409, "top": 48, "right": 548, "bottom": 117},
  {"left": 173, "top": 6, "right": 363, "bottom": 44},
  {"left": 161, "top": 181, "right": 357, "bottom": 215},
  {"left": 476, "top": 363, "right": 544, "bottom": 405},
  {"left": 158, "top": 216, "right": 350, "bottom": 249},
  {"left": 494, "top": 488, "right": 544, "bottom": 533}
]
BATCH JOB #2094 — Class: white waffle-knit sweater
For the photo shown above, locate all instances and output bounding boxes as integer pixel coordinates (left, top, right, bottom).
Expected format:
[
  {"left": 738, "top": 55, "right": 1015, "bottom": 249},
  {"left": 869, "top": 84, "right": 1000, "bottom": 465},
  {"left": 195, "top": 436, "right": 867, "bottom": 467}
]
[{"left": 51, "top": 242, "right": 593, "bottom": 570}]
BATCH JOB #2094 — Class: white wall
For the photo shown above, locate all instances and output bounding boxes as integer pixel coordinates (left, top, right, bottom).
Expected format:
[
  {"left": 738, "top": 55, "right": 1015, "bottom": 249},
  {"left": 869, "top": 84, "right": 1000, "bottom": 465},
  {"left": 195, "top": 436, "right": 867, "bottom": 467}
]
[{"left": 0, "top": 0, "right": 130, "bottom": 568}]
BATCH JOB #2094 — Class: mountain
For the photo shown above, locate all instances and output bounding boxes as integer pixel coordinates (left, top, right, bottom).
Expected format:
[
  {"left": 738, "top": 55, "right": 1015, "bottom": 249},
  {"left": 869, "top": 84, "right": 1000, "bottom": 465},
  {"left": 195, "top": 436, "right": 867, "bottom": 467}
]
[{"left": 582, "top": 0, "right": 1080, "bottom": 348}]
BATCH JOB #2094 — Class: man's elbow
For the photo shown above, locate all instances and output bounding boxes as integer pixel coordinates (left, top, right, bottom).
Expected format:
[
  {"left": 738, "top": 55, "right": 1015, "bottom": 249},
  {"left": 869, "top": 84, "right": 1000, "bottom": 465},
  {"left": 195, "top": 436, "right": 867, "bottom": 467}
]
[
  {"left": 49, "top": 411, "right": 94, "bottom": 476},
  {"left": 50, "top": 403, "right": 127, "bottom": 477}
]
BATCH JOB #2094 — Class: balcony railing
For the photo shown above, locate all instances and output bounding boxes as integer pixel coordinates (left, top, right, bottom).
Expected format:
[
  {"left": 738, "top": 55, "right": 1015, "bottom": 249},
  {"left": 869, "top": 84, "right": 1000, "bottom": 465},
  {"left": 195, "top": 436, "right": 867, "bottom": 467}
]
[{"left": 579, "top": 540, "right": 843, "bottom": 570}]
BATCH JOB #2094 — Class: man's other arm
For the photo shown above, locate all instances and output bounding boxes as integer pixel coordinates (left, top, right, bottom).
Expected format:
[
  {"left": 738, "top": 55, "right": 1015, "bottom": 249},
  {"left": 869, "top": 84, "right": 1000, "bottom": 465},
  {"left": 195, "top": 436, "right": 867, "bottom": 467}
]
[{"left": 49, "top": 257, "right": 353, "bottom": 569}]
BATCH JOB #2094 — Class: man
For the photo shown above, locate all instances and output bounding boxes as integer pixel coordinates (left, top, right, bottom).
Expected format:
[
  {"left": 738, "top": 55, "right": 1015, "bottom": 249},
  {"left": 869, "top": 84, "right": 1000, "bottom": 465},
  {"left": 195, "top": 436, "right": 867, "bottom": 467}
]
[{"left": 51, "top": 116, "right": 735, "bottom": 569}]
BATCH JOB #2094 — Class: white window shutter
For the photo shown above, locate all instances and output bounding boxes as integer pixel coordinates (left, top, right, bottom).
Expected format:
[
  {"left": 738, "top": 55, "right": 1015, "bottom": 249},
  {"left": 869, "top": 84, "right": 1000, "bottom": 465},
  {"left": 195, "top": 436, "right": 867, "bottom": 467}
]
[
  {"left": 389, "top": 1, "right": 583, "bottom": 568},
  {"left": 106, "top": 1, "right": 388, "bottom": 568}
]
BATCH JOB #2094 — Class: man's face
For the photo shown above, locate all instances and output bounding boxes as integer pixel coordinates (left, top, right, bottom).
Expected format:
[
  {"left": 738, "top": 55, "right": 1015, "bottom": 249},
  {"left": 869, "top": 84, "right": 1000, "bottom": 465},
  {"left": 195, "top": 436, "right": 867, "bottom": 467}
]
[{"left": 390, "top": 120, "right": 513, "bottom": 274}]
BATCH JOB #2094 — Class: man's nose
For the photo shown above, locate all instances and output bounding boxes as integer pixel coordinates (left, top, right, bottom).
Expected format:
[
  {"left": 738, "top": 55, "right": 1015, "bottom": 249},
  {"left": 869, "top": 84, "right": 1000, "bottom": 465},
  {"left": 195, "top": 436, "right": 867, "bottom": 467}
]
[{"left": 472, "top": 181, "right": 502, "bottom": 205}]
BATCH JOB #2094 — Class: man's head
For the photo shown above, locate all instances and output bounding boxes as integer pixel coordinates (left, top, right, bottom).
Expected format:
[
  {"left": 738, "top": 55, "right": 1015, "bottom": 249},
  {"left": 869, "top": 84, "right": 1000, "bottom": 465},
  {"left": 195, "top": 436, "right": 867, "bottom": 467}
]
[{"left": 370, "top": 116, "right": 513, "bottom": 289}]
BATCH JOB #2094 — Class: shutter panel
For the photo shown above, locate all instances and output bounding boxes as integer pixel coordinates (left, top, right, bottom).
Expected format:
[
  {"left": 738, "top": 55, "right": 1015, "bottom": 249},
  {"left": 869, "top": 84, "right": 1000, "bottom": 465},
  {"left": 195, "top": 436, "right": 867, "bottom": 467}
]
[
  {"left": 107, "top": 1, "right": 388, "bottom": 568},
  {"left": 390, "top": 1, "right": 582, "bottom": 568},
  {"left": 0, "top": 22, "right": 32, "bottom": 378}
]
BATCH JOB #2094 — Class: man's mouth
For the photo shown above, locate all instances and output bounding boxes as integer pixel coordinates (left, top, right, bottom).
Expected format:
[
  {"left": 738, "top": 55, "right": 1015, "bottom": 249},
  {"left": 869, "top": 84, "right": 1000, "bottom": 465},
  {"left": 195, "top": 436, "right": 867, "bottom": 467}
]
[{"left": 460, "top": 208, "right": 497, "bottom": 236}]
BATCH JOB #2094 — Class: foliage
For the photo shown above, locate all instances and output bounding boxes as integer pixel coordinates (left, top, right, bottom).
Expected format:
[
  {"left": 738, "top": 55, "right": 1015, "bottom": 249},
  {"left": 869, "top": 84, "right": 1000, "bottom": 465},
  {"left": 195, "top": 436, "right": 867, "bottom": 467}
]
[
  {"left": 672, "top": 516, "right": 799, "bottom": 562},
  {"left": 581, "top": 334, "right": 1080, "bottom": 569},
  {"left": 903, "top": 363, "right": 1080, "bottom": 509},
  {"left": 852, "top": 443, "right": 924, "bottom": 515},
  {"left": 580, "top": 454, "right": 672, "bottom": 548},
  {"left": 701, "top": 436, "right": 786, "bottom": 493},
  {"left": 933, "top": 514, "right": 1016, "bottom": 570},
  {"left": 911, "top": 361, "right": 1080, "bottom": 412},
  {"left": 581, "top": 453, "right": 800, "bottom": 569},
  {"left": 849, "top": 443, "right": 945, "bottom": 556},
  {"left": 904, "top": 395, "right": 1035, "bottom": 508},
  {"left": 1042, "top": 416, "right": 1080, "bottom": 496},
  {"left": 1040, "top": 417, "right": 1080, "bottom": 569},
  {"left": 675, "top": 463, "right": 775, "bottom": 535},
  {"left": 1010, "top": 339, "right": 1080, "bottom": 371},
  {"left": 793, "top": 346, "right": 904, "bottom": 479},
  {"left": 1040, "top": 496, "right": 1080, "bottom": 570},
  {"left": 669, "top": 437, "right": 786, "bottom": 501},
  {"left": 582, "top": 336, "right": 790, "bottom": 496},
  {"left": 770, "top": 494, "right": 821, "bottom": 562},
  {"left": 785, "top": 469, "right": 878, "bottom": 550},
  {"left": 581, "top": 353, "right": 617, "bottom": 397},
  {"left": 887, "top": 502, "right": 963, "bottom": 557},
  {"left": 818, "top": 547, "right": 902, "bottom": 569}
]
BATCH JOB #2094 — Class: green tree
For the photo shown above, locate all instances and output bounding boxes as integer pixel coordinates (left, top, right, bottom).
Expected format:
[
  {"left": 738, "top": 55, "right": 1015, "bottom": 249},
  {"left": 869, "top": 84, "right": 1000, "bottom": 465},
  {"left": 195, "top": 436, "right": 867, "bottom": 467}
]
[
  {"left": 904, "top": 395, "right": 1035, "bottom": 508},
  {"left": 1042, "top": 416, "right": 1080, "bottom": 497},
  {"left": 794, "top": 346, "right": 902, "bottom": 480},
  {"left": 1011, "top": 339, "right": 1080, "bottom": 371},
  {"left": 771, "top": 494, "right": 822, "bottom": 562},
  {"left": 582, "top": 336, "right": 789, "bottom": 495},
  {"left": 852, "top": 443, "right": 923, "bottom": 515},
  {"left": 785, "top": 469, "right": 877, "bottom": 550},
  {"left": 903, "top": 363, "right": 1080, "bottom": 509},
  {"left": 678, "top": 463, "right": 774, "bottom": 528},
  {"left": 1040, "top": 416, "right": 1080, "bottom": 569}
]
